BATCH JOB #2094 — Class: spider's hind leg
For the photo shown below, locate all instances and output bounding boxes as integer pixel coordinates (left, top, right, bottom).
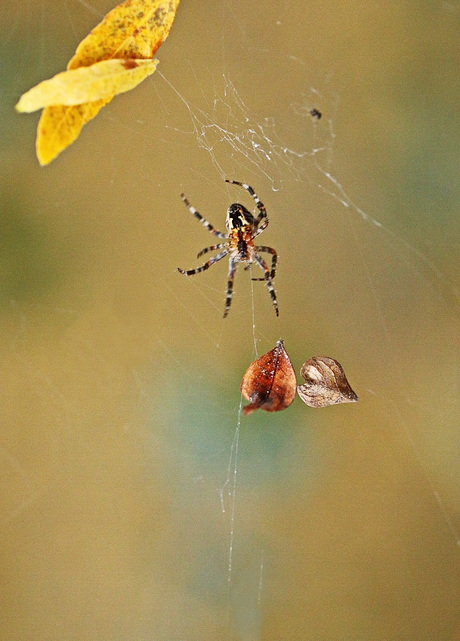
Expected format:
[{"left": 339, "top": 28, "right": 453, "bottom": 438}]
[
  {"left": 245, "top": 263, "right": 265, "bottom": 282},
  {"left": 253, "top": 245, "right": 277, "bottom": 280},
  {"left": 223, "top": 259, "right": 237, "bottom": 318},
  {"left": 254, "top": 255, "right": 279, "bottom": 317}
]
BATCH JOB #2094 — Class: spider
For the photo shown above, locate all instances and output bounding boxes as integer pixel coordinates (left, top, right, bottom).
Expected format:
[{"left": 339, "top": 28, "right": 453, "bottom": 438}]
[{"left": 177, "top": 180, "right": 279, "bottom": 318}]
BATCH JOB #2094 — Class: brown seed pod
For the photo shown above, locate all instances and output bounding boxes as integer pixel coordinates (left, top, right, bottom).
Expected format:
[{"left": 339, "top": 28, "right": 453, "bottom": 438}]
[
  {"left": 297, "top": 356, "right": 358, "bottom": 408},
  {"left": 241, "top": 340, "right": 296, "bottom": 415}
]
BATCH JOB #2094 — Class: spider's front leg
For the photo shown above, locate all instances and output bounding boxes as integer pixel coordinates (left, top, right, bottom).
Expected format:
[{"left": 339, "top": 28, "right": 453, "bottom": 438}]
[
  {"left": 181, "top": 193, "right": 226, "bottom": 238},
  {"left": 225, "top": 180, "right": 268, "bottom": 228},
  {"left": 178, "top": 250, "right": 228, "bottom": 276}
]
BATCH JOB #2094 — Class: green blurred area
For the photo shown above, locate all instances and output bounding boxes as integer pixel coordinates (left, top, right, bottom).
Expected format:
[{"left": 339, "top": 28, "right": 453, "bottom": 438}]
[{"left": 1, "top": 1, "right": 459, "bottom": 640}]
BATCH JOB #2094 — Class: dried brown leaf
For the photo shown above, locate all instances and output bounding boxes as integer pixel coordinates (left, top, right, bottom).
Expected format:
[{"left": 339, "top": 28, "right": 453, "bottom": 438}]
[
  {"left": 297, "top": 356, "right": 358, "bottom": 408},
  {"left": 241, "top": 340, "right": 296, "bottom": 415}
]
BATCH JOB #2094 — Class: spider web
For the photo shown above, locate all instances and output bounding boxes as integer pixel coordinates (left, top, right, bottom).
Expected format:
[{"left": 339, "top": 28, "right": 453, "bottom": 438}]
[{"left": 1, "top": 1, "right": 460, "bottom": 640}]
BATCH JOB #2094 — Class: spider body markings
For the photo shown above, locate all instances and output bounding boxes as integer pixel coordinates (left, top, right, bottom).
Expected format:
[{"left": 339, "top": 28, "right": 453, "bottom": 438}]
[{"left": 177, "top": 180, "right": 279, "bottom": 318}]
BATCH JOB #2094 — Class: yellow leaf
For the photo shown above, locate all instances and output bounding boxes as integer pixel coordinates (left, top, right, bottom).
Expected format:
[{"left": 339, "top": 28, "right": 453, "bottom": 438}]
[
  {"left": 36, "top": 99, "right": 111, "bottom": 166},
  {"left": 16, "top": 0, "right": 181, "bottom": 164},
  {"left": 16, "top": 58, "right": 158, "bottom": 112},
  {"left": 69, "top": 0, "right": 181, "bottom": 68}
]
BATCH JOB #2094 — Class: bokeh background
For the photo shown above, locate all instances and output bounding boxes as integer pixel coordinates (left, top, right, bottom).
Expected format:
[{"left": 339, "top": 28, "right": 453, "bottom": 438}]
[{"left": 1, "top": 1, "right": 460, "bottom": 639}]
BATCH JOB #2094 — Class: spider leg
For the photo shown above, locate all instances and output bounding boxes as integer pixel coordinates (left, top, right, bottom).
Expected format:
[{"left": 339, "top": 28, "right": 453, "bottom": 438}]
[
  {"left": 223, "top": 258, "right": 237, "bottom": 318},
  {"left": 178, "top": 250, "right": 228, "bottom": 276},
  {"left": 251, "top": 218, "right": 268, "bottom": 239},
  {"left": 245, "top": 260, "right": 265, "bottom": 280},
  {"left": 252, "top": 246, "right": 277, "bottom": 280},
  {"left": 181, "top": 193, "right": 226, "bottom": 238},
  {"left": 197, "top": 243, "right": 226, "bottom": 258},
  {"left": 225, "top": 180, "right": 268, "bottom": 228},
  {"left": 254, "top": 255, "right": 279, "bottom": 317}
]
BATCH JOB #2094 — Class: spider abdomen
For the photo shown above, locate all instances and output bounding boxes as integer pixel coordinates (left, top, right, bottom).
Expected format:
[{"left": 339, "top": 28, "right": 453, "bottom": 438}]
[
  {"left": 230, "top": 227, "right": 254, "bottom": 262},
  {"left": 237, "top": 238, "right": 248, "bottom": 257}
]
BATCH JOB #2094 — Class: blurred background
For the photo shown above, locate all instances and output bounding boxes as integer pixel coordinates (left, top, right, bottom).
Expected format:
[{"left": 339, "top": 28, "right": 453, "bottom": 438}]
[{"left": 1, "top": 0, "right": 460, "bottom": 639}]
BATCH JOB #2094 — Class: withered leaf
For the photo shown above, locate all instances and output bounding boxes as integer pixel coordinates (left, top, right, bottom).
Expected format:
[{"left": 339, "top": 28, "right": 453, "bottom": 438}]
[
  {"left": 297, "top": 356, "right": 358, "bottom": 408},
  {"left": 241, "top": 340, "right": 296, "bottom": 415}
]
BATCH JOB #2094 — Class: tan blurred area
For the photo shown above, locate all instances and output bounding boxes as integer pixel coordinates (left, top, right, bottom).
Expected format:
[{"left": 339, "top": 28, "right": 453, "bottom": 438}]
[{"left": 1, "top": 1, "right": 459, "bottom": 639}]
